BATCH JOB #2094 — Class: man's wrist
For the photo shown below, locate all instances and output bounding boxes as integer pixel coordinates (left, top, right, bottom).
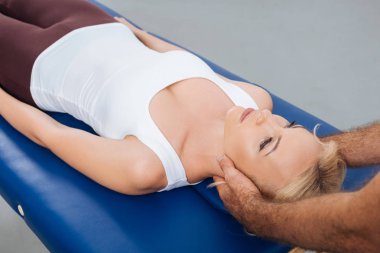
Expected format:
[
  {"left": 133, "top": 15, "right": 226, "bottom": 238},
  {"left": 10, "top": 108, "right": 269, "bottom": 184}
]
[
  {"left": 239, "top": 197, "right": 278, "bottom": 236},
  {"left": 321, "top": 123, "right": 380, "bottom": 167}
]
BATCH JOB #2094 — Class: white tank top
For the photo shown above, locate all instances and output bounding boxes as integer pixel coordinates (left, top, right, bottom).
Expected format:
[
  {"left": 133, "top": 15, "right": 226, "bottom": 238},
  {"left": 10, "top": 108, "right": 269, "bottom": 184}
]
[{"left": 30, "top": 23, "right": 259, "bottom": 191}]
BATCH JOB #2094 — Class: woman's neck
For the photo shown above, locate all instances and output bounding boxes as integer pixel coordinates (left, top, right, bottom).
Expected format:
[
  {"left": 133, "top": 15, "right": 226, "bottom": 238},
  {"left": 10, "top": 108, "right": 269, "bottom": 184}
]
[{"left": 181, "top": 118, "right": 225, "bottom": 183}]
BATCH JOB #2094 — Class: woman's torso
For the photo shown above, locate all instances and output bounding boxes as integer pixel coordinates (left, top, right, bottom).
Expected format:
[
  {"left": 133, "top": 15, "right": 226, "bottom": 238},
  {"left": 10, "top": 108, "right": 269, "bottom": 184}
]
[
  {"left": 30, "top": 22, "right": 261, "bottom": 189},
  {"left": 150, "top": 77, "right": 233, "bottom": 183}
]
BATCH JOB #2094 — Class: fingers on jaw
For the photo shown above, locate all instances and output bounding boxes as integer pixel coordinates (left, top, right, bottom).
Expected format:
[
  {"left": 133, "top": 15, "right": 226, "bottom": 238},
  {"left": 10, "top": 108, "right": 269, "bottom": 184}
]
[{"left": 218, "top": 156, "right": 235, "bottom": 169}]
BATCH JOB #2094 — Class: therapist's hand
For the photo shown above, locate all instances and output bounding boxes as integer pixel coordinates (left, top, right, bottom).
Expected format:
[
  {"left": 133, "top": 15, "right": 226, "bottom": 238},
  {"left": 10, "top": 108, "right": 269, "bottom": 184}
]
[{"left": 213, "top": 155, "right": 263, "bottom": 225}]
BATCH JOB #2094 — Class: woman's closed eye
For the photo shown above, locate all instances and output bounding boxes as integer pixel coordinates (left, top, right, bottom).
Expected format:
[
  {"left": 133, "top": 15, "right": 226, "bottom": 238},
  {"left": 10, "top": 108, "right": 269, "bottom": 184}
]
[
  {"left": 259, "top": 121, "right": 302, "bottom": 152},
  {"left": 259, "top": 137, "right": 273, "bottom": 151},
  {"left": 259, "top": 121, "right": 300, "bottom": 152}
]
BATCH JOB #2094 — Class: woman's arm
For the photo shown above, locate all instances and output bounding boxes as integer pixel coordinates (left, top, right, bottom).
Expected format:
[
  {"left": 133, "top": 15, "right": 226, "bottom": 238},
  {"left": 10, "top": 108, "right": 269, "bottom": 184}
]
[
  {"left": 0, "top": 87, "right": 166, "bottom": 194},
  {"left": 115, "top": 17, "right": 184, "bottom": 52},
  {"left": 0, "top": 87, "right": 57, "bottom": 147}
]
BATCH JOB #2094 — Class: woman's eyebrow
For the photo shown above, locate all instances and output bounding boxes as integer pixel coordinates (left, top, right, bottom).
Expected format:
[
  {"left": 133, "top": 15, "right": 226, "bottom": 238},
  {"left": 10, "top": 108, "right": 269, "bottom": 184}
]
[{"left": 265, "top": 136, "right": 282, "bottom": 156}]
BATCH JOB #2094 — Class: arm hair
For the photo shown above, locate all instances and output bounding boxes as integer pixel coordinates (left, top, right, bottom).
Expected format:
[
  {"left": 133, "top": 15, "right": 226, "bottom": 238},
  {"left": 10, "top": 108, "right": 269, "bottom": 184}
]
[{"left": 321, "top": 122, "right": 380, "bottom": 167}]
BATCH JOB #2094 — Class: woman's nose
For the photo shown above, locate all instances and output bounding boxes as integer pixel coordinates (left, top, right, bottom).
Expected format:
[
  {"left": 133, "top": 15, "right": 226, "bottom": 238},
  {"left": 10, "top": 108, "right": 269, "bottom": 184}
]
[{"left": 255, "top": 109, "right": 271, "bottom": 125}]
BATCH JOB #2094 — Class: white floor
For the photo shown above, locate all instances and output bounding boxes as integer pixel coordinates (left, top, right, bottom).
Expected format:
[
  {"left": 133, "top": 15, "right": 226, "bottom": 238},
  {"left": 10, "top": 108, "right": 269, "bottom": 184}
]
[{"left": 1, "top": 0, "right": 379, "bottom": 252}]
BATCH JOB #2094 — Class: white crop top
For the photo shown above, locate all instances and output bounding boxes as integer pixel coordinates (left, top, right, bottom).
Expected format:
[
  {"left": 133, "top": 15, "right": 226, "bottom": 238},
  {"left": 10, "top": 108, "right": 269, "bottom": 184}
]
[{"left": 30, "top": 23, "right": 258, "bottom": 191}]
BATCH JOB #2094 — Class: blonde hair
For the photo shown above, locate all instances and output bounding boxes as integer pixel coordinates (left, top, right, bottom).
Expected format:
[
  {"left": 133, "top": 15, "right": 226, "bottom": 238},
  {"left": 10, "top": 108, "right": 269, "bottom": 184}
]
[
  {"left": 274, "top": 126, "right": 346, "bottom": 253},
  {"left": 275, "top": 141, "right": 346, "bottom": 202}
]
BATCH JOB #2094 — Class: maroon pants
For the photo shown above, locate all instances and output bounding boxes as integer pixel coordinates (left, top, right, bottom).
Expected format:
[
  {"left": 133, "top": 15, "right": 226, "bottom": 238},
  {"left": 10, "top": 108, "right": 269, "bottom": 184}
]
[{"left": 0, "top": 0, "right": 115, "bottom": 106}]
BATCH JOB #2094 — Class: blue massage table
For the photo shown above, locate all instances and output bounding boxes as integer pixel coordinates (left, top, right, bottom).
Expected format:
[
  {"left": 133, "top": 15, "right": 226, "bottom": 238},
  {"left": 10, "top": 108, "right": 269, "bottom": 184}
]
[{"left": 1, "top": 1, "right": 379, "bottom": 252}]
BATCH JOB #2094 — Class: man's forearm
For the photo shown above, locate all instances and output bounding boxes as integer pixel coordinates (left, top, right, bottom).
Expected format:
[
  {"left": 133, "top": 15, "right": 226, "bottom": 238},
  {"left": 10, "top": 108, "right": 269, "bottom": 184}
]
[
  {"left": 242, "top": 173, "right": 380, "bottom": 253},
  {"left": 322, "top": 122, "right": 380, "bottom": 167}
]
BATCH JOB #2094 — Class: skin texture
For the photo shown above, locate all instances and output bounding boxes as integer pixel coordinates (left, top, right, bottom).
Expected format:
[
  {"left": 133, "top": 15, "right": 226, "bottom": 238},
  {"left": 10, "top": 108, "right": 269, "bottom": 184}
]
[
  {"left": 215, "top": 122, "right": 380, "bottom": 253},
  {"left": 323, "top": 123, "right": 380, "bottom": 167}
]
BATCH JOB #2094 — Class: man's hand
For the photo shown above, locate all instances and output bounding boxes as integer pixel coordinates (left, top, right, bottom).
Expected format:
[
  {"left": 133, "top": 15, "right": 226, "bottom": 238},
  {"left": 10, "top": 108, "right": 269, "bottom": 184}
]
[
  {"left": 214, "top": 155, "right": 380, "bottom": 253},
  {"left": 214, "top": 155, "right": 263, "bottom": 226}
]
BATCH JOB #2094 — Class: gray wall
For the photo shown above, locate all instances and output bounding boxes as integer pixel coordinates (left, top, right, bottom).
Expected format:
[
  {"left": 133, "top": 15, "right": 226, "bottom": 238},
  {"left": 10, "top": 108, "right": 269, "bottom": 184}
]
[{"left": 1, "top": 1, "right": 379, "bottom": 252}]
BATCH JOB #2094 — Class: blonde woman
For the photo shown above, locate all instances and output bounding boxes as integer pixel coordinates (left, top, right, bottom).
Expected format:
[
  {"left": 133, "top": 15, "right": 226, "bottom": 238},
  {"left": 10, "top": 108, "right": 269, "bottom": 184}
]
[{"left": 0, "top": 0, "right": 345, "bottom": 207}]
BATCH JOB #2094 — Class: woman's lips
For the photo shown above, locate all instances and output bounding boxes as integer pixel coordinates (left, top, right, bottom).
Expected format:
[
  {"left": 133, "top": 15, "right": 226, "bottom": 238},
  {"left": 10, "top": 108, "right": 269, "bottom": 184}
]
[{"left": 240, "top": 108, "right": 255, "bottom": 123}]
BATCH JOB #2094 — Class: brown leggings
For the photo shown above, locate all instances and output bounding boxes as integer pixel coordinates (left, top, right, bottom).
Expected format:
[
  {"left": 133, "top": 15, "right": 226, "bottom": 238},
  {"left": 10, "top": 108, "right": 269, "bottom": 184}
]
[{"left": 0, "top": 0, "right": 115, "bottom": 106}]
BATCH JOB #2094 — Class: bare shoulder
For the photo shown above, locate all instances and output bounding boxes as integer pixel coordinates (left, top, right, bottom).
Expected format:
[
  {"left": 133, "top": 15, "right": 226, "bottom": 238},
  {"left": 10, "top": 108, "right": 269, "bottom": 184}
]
[
  {"left": 122, "top": 135, "right": 168, "bottom": 191},
  {"left": 217, "top": 74, "right": 273, "bottom": 110},
  {"left": 234, "top": 81, "right": 273, "bottom": 110}
]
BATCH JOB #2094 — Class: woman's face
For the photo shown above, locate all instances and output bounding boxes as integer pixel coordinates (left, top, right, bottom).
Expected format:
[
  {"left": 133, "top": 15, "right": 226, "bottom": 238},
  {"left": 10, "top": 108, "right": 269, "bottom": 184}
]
[{"left": 223, "top": 106, "right": 322, "bottom": 193}]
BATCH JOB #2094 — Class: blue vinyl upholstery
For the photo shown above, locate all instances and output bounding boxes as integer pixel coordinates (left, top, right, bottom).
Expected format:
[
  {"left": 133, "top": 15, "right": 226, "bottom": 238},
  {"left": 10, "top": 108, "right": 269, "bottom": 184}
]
[{"left": 0, "top": 1, "right": 378, "bottom": 252}]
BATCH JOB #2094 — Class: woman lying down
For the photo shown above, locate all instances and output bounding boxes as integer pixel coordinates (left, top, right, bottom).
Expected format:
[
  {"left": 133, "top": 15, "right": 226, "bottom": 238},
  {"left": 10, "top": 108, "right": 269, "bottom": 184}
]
[{"left": 0, "top": 0, "right": 345, "bottom": 208}]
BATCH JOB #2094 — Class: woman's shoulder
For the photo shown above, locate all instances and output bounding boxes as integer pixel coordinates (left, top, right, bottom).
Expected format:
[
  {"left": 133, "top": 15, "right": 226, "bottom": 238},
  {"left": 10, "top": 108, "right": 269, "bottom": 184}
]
[
  {"left": 121, "top": 135, "right": 168, "bottom": 192},
  {"left": 217, "top": 74, "right": 273, "bottom": 110}
]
